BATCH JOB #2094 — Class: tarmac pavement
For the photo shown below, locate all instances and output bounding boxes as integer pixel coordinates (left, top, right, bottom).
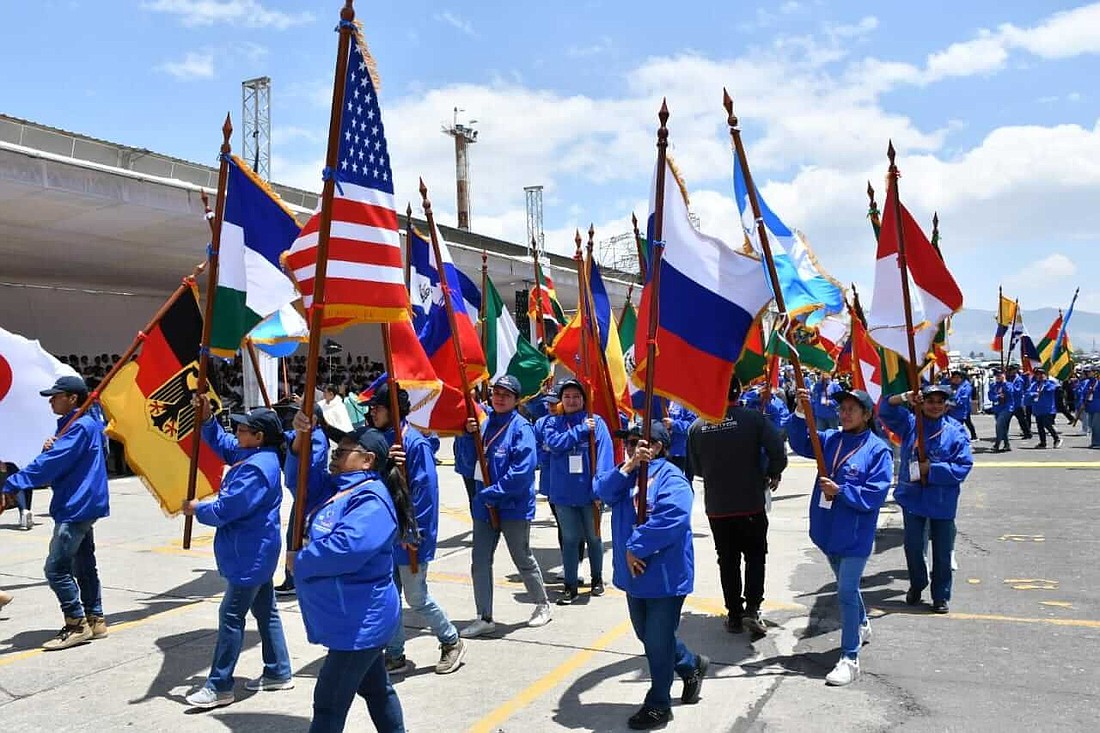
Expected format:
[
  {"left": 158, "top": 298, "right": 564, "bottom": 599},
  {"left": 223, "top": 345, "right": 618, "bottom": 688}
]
[{"left": 0, "top": 412, "right": 1096, "bottom": 732}]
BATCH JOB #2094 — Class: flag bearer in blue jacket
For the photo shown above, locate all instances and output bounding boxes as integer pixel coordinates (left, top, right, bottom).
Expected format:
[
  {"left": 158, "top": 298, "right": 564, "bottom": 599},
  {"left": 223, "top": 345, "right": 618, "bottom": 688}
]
[
  {"left": 1083, "top": 366, "right": 1100, "bottom": 446},
  {"left": 595, "top": 421, "right": 708, "bottom": 730},
  {"left": 288, "top": 420, "right": 412, "bottom": 733},
  {"left": 790, "top": 388, "right": 893, "bottom": 687},
  {"left": 812, "top": 373, "right": 843, "bottom": 430},
  {"left": 1005, "top": 364, "right": 1033, "bottom": 439},
  {"left": 988, "top": 368, "right": 1017, "bottom": 452},
  {"left": 542, "top": 378, "right": 615, "bottom": 604},
  {"left": 2, "top": 376, "right": 110, "bottom": 651},
  {"left": 276, "top": 404, "right": 330, "bottom": 597},
  {"left": 361, "top": 384, "right": 467, "bottom": 677},
  {"left": 880, "top": 385, "right": 973, "bottom": 614},
  {"left": 948, "top": 370, "right": 977, "bottom": 440},
  {"left": 460, "top": 375, "right": 552, "bottom": 638},
  {"left": 663, "top": 401, "right": 697, "bottom": 481},
  {"left": 1025, "top": 367, "right": 1062, "bottom": 448},
  {"left": 183, "top": 400, "right": 293, "bottom": 709}
]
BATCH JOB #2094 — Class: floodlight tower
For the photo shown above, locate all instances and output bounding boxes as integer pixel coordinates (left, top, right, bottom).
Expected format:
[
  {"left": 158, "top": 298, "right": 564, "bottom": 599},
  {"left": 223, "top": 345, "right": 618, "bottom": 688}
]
[
  {"left": 524, "top": 185, "right": 544, "bottom": 254},
  {"left": 443, "top": 107, "right": 478, "bottom": 231},
  {"left": 241, "top": 76, "right": 271, "bottom": 180}
]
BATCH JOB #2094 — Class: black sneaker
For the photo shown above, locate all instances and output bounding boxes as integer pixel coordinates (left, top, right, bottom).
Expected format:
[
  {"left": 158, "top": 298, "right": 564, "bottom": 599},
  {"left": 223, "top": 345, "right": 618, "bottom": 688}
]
[
  {"left": 724, "top": 614, "right": 744, "bottom": 633},
  {"left": 681, "top": 654, "right": 709, "bottom": 704},
  {"left": 556, "top": 586, "right": 579, "bottom": 606},
  {"left": 274, "top": 579, "right": 296, "bottom": 597},
  {"left": 590, "top": 579, "right": 605, "bottom": 597},
  {"left": 743, "top": 609, "right": 767, "bottom": 637},
  {"left": 932, "top": 599, "right": 950, "bottom": 614},
  {"left": 385, "top": 655, "right": 412, "bottom": 676},
  {"left": 628, "top": 705, "right": 673, "bottom": 730},
  {"left": 905, "top": 587, "right": 922, "bottom": 606}
]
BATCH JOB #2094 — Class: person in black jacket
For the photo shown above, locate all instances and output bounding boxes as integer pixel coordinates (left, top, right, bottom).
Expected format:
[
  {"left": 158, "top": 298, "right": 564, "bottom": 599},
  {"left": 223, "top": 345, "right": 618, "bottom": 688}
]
[{"left": 688, "top": 377, "right": 787, "bottom": 637}]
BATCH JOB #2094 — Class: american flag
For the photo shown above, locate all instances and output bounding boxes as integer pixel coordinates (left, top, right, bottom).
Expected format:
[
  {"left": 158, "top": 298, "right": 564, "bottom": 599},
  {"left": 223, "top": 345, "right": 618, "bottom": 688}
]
[{"left": 284, "top": 28, "right": 409, "bottom": 331}]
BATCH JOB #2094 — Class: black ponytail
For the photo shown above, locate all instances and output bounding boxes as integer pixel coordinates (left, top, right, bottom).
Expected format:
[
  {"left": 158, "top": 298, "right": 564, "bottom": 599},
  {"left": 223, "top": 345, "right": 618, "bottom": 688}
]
[{"left": 382, "top": 463, "right": 418, "bottom": 541}]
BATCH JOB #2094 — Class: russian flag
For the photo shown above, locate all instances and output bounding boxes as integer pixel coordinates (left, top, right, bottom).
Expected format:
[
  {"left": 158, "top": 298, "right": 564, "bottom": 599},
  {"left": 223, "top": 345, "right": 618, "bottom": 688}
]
[{"left": 633, "top": 159, "right": 773, "bottom": 423}]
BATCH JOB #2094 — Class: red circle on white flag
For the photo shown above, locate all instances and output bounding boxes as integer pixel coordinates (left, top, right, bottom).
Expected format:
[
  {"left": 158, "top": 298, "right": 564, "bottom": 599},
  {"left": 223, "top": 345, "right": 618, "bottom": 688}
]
[{"left": 0, "top": 354, "right": 11, "bottom": 403}]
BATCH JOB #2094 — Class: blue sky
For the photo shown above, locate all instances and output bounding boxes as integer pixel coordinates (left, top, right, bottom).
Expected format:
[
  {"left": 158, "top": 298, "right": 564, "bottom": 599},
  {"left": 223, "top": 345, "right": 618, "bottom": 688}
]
[{"left": 5, "top": 0, "right": 1100, "bottom": 314}]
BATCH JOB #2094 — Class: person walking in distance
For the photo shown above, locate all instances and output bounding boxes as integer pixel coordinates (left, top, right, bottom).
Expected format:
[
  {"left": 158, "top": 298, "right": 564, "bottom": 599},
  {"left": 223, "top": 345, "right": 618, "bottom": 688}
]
[
  {"left": 948, "top": 371, "right": 977, "bottom": 441},
  {"left": 1, "top": 376, "right": 110, "bottom": 650},
  {"left": 1025, "top": 367, "right": 1062, "bottom": 448},
  {"left": 790, "top": 388, "right": 892, "bottom": 686},
  {"left": 663, "top": 401, "right": 697, "bottom": 481},
  {"left": 687, "top": 377, "right": 787, "bottom": 637},
  {"left": 988, "top": 368, "right": 1017, "bottom": 453}
]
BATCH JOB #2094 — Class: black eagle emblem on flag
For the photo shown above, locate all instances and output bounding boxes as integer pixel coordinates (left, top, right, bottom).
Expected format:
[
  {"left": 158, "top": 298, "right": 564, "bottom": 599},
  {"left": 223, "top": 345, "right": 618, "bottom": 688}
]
[{"left": 146, "top": 365, "right": 221, "bottom": 442}]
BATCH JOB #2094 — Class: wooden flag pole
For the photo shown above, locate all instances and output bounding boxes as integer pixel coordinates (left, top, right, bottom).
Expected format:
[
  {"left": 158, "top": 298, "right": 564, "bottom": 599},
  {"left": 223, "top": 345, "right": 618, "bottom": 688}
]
[
  {"left": 480, "top": 249, "right": 490, "bottom": 402},
  {"left": 584, "top": 226, "right": 607, "bottom": 539},
  {"left": 724, "top": 89, "right": 828, "bottom": 476},
  {"left": 183, "top": 116, "right": 233, "bottom": 550},
  {"left": 531, "top": 240, "right": 548, "bottom": 349},
  {"left": 631, "top": 212, "right": 648, "bottom": 283},
  {"left": 573, "top": 230, "right": 598, "bottom": 462},
  {"left": 244, "top": 338, "right": 273, "bottom": 409},
  {"left": 998, "top": 285, "right": 1005, "bottom": 370},
  {"left": 292, "top": 0, "right": 357, "bottom": 552},
  {"left": 886, "top": 141, "right": 928, "bottom": 466},
  {"left": 379, "top": 324, "right": 418, "bottom": 574},
  {"left": 636, "top": 100, "right": 672, "bottom": 525},
  {"left": 420, "top": 179, "right": 498, "bottom": 529}
]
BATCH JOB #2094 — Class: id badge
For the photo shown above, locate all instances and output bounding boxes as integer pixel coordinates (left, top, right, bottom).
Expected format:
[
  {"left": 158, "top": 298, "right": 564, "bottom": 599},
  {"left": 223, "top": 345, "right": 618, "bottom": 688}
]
[
  {"left": 818, "top": 492, "right": 834, "bottom": 509},
  {"left": 569, "top": 454, "right": 584, "bottom": 474},
  {"left": 908, "top": 460, "right": 920, "bottom": 482},
  {"left": 473, "top": 462, "right": 485, "bottom": 484}
]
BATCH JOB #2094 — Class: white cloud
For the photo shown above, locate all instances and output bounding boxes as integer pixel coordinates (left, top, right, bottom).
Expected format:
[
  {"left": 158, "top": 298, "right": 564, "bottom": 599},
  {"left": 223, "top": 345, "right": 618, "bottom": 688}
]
[
  {"left": 1004, "top": 253, "right": 1078, "bottom": 303},
  {"left": 567, "top": 37, "right": 613, "bottom": 58},
  {"left": 433, "top": 11, "right": 476, "bottom": 37},
  {"left": 141, "top": 0, "right": 313, "bottom": 29},
  {"left": 156, "top": 51, "right": 214, "bottom": 80}
]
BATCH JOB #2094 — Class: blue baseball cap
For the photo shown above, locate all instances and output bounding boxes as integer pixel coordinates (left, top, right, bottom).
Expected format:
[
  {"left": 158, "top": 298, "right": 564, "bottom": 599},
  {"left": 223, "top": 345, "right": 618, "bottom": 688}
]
[
  {"left": 40, "top": 375, "right": 88, "bottom": 397},
  {"left": 492, "top": 375, "right": 522, "bottom": 396}
]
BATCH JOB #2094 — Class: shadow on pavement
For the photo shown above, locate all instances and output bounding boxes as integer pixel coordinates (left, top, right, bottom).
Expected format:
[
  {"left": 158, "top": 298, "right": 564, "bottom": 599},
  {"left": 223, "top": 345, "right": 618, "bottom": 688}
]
[
  {"left": 552, "top": 656, "right": 649, "bottom": 731},
  {"left": 209, "top": 711, "right": 313, "bottom": 731},
  {"left": 130, "top": 628, "right": 261, "bottom": 705}
]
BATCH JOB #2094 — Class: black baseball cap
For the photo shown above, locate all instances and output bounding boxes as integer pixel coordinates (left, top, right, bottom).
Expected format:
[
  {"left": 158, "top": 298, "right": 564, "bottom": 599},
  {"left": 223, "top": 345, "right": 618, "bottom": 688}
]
[
  {"left": 348, "top": 426, "right": 391, "bottom": 474},
  {"left": 40, "top": 375, "right": 88, "bottom": 397},
  {"left": 614, "top": 420, "right": 671, "bottom": 448},
  {"left": 229, "top": 407, "right": 283, "bottom": 439},
  {"left": 556, "top": 378, "right": 586, "bottom": 401},
  {"left": 833, "top": 389, "right": 874, "bottom": 412},
  {"left": 361, "top": 382, "right": 411, "bottom": 414},
  {"left": 492, "top": 375, "right": 522, "bottom": 396}
]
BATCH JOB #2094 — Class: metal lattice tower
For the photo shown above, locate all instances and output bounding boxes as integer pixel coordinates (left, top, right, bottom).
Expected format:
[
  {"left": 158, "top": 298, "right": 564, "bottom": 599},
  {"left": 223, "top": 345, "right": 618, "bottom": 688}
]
[
  {"left": 241, "top": 76, "right": 271, "bottom": 180},
  {"left": 524, "top": 185, "right": 544, "bottom": 253}
]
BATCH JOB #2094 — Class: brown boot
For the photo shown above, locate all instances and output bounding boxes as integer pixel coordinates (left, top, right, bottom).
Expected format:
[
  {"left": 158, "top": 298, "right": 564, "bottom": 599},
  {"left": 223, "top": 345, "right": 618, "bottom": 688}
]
[
  {"left": 88, "top": 615, "right": 109, "bottom": 639},
  {"left": 42, "top": 617, "right": 92, "bottom": 651}
]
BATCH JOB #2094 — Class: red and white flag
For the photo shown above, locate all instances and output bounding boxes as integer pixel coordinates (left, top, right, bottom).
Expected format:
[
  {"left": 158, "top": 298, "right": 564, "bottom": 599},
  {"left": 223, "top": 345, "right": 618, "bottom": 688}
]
[
  {"left": 866, "top": 188, "right": 963, "bottom": 360},
  {"left": 283, "top": 27, "right": 409, "bottom": 331}
]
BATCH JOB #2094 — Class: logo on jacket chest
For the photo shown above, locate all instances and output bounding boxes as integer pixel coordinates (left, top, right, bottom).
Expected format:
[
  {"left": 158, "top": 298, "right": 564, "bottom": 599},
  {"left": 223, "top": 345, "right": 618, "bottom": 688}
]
[{"left": 147, "top": 364, "right": 222, "bottom": 442}]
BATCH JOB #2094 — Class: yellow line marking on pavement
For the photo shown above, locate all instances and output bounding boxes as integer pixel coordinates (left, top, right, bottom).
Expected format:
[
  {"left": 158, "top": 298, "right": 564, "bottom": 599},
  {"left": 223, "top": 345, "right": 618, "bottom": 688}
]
[
  {"left": 998, "top": 534, "right": 1044, "bottom": 542},
  {"left": 468, "top": 619, "right": 635, "bottom": 733},
  {"left": 0, "top": 598, "right": 206, "bottom": 669},
  {"left": 1040, "top": 601, "right": 1074, "bottom": 609},
  {"left": 439, "top": 505, "right": 472, "bottom": 525},
  {"left": 967, "top": 578, "right": 982, "bottom": 584},
  {"left": 1004, "top": 578, "right": 1059, "bottom": 590},
  {"left": 873, "top": 608, "right": 1100, "bottom": 629},
  {"left": 972, "top": 461, "right": 1100, "bottom": 468}
]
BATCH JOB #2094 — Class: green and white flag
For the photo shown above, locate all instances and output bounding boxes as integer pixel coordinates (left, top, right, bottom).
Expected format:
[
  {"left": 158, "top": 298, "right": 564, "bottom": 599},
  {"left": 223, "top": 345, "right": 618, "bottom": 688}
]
[
  {"left": 484, "top": 276, "right": 549, "bottom": 398},
  {"left": 209, "top": 156, "right": 301, "bottom": 357}
]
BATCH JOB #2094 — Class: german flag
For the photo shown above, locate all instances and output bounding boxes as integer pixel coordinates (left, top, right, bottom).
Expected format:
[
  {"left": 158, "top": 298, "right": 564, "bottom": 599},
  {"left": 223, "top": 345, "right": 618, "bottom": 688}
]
[{"left": 100, "top": 286, "right": 224, "bottom": 516}]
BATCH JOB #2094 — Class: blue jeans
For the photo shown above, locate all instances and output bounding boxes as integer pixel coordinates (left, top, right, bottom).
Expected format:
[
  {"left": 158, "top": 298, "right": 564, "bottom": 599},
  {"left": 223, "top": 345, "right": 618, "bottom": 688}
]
[
  {"left": 44, "top": 520, "right": 102, "bottom": 619},
  {"left": 385, "top": 561, "right": 458, "bottom": 658},
  {"left": 471, "top": 518, "right": 548, "bottom": 620},
  {"left": 902, "top": 510, "right": 956, "bottom": 603},
  {"left": 555, "top": 503, "right": 604, "bottom": 588},
  {"left": 1089, "top": 412, "right": 1100, "bottom": 447},
  {"left": 206, "top": 581, "right": 292, "bottom": 692},
  {"left": 994, "top": 411, "right": 1012, "bottom": 448},
  {"left": 310, "top": 647, "right": 404, "bottom": 733},
  {"left": 826, "top": 555, "right": 869, "bottom": 658},
  {"left": 625, "top": 594, "right": 698, "bottom": 710}
]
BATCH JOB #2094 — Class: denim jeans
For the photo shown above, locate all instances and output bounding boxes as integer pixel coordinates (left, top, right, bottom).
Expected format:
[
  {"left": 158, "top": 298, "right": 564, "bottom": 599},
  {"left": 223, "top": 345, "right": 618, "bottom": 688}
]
[
  {"left": 555, "top": 503, "right": 603, "bottom": 588},
  {"left": 310, "top": 647, "right": 404, "bottom": 733},
  {"left": 471, "top": 518, "right": 548, "bottom": 619},
  {"left": 1035, "top": 413, "right": 1059, "bottom": 445},
  {"left": 44, "top": 520, "right": 102, "bottom": 619},
  {"left": 206, "top": 581, "right": 292, "bottom": 692},
  {"left": 902, "top": 510, "right": 956, "bottom": 603},
  {"left": 625, "top": 594, "right": 698, "bottom": 710},
  {"left": 826, "top": 555, "right": 869, "bottom": 658},
  {"left": 1091, "top": 412, "right": 1100, "bottom": 447},
  {"left": 994, "top": 411, "right": 1012, "bottom": 449},
  {"left": 385, "top": 561, "right": 458, "bottom": 658}
]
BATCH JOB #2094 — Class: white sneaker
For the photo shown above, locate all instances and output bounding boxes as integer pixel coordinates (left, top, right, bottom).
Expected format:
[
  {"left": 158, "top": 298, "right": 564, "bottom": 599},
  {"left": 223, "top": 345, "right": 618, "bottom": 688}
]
[
  {"left": 460, "top": 618, "right": 496, "bottom": 638},
  {"left": 859, "top": 620, "right": 872, "bottom": 646},
  {"left": 527, "top": 603, "right": 552, "bottom": 628},
  {"left": 825, "top": 657, "right": 860, "bottom": 686},
  {"left": 244, "top": 676, "right": 294, "bottom": 691},
  {"left": 185, "top": 687, "right": 235, "bottom": 708}
]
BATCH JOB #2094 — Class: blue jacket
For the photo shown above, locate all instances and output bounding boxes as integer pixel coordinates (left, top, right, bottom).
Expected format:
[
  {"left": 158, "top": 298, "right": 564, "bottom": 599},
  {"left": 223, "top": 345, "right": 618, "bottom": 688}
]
[
  {"left": 295, "top": 470, "right": 400, "bottom": 651},
  {"left": 1012, "top": 374, "right": 1030, "bottom": 401},
  {"left": 1082, "top": 378, "right": 1100, "bottom": 414},
  {"left": 195, "top": 420, "right": 283, "bottom": 586},
  {"left": 541, "top": 412, "right": 615, "bottom": 506},
  {"left": 3, "top": 410, "right": 110, "bottom": 523},
  {"left": 988, "top": 381, "right": 1017, "bottom": 415},
  {"left": 387, "top": 423, "right": 438, "bottom": 565},
  {"left": 666, "top": 403, "right": 696, "bottom": 457},
  {"left": 282, "top": 427, "right": 331, "bottom": 516},
  {"left": 880, "top": 401, "right": 973, "bottom": 520},
  {"left": 742, "top": 390, "right": 791, "bottom": 431},
  {"left": 948, "top": 381, "right": 973, "bottom": 421},
  {"left": 1025, "top": 379, "right": 1058, "bottom": 416},
  {"left": 533, "top": 414, "right": 554, "bottom": 497},
  {"left": 525, "top": 394, "right": 554, "bottom": 421},
  {"left": 453, "top": 432, "right": 476, "bottom": 479},
  {"left": 788, "top": 416, "right": 892, "bottom": 557},
  {"left": 473, "top": 409, "right": 537, "bottom": 522},
  {"left": 812, "top": 381, "right": 843, "bottom": 421},
  {"left": 595, "top": 458, "right": 694, "bottom": 598}
]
